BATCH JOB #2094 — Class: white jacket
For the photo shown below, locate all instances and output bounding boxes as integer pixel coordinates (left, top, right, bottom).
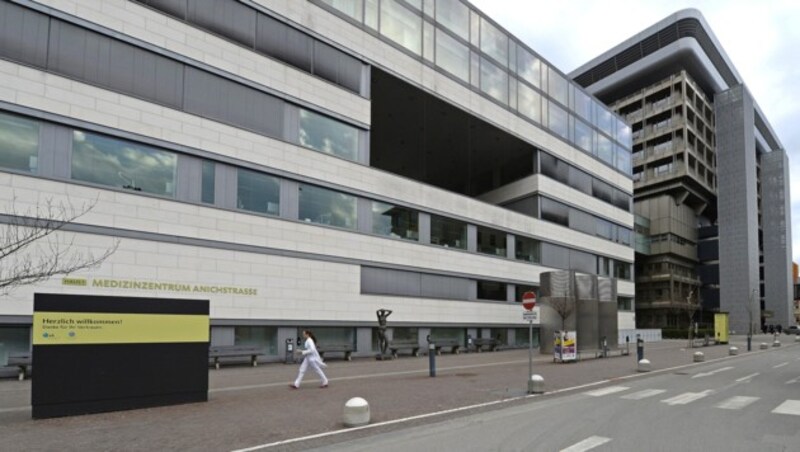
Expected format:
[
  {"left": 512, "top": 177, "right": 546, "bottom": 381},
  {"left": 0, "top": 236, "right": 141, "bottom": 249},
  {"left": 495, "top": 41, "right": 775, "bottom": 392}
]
[{"left": 302, "top": 338, "right": 326, "bottom": 367}]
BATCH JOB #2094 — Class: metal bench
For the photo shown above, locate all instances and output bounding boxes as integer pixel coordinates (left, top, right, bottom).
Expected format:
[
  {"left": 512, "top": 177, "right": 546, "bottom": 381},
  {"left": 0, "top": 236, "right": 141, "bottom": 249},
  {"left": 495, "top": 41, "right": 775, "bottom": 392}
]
[
  {"left": 6, "top": 352, "right": 31, "bottom": 381},
  {"left": 472, "top": 338, "right": 500, "bottom": 352},
  {"left": 388, "top": 340, "right": 420, "bottom": 359},
  {"left": 317, "top": 343, "right": 353, "bottom": 361},
  {"left": 431, "top": 339, "right": 461, "bottom": 355},
  {"left": 208, "top": 346, "right": 264, "bottom": 369}
]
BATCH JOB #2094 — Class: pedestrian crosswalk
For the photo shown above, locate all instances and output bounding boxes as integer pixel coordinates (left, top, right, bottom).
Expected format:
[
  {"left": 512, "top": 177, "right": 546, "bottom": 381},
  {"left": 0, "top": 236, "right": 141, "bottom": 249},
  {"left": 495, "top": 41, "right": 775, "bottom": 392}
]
[{"left": 582, "top": 385, "right": 800, "bottom": 416}]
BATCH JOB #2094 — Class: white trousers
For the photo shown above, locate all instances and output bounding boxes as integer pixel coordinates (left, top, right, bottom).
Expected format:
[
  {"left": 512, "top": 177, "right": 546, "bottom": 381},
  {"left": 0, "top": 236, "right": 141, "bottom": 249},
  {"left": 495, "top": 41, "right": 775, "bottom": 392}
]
[{"left": 294, "top": 358, "right": 328, "bottom": 387}]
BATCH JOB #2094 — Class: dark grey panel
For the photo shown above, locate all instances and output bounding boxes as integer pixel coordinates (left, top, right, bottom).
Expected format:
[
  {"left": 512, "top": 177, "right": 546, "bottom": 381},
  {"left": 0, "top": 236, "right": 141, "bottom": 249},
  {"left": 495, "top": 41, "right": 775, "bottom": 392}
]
[
  {"left": 576, "top": 298, "right": 598, "bottom": 352},
  {"left": 0, "top": 1, "right": 49, "bottom": 68},
  {"left": 570, "top": 249, "right": 596, "bottom": 274},
  {"left": 598, "top": 300, "right": 618, "bottom": 349},
  {"left": 47, "top": 20, "right": 184, "bottom": 109},
  {"left": 336, "top": 50, "right": 363, "bottom": 93},
  {"left": 38, "top": 123, "right": 71, "bottom": 179},
  {"left": 568, "top": 166, "right": 592, "bottom": 195},
  {"left": 137, "top": 0, "right": 188, "bottom": 20},
  {"left": 568, "top": 209, "right": 594, "bottom": 235},
  {"left": 541, "top": 243, "right": 569, "bottom": 270},
  {"left": 256, "top": 13, "right": 312, "bottom": 72},
  {"left": 187, "top": 0, "right": 256, "bottom": 48},
  {"left": 176, "top": 154, "right": 202, "bottom": 203},
  {"left": 421, "top": 274, "right": 469, "bottom": 300},
  {"left": 361, "top": 267, "right": 421, "bottom": 297},
  {"left": 313, "top": 41, "right": 339, "bottom": 86},
  {"left": 183, "top": 67, "right": 284, "bottom": 138},
  {"left": 502, "top": 195, "right": 537, "bottom": 218}
]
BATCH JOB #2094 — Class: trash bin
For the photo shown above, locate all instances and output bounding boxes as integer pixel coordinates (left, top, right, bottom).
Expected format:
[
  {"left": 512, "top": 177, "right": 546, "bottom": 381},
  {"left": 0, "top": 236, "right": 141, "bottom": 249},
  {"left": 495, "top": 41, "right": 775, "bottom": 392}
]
[{"left": 284, "top": 338, "right": 295, "bottom": 364}]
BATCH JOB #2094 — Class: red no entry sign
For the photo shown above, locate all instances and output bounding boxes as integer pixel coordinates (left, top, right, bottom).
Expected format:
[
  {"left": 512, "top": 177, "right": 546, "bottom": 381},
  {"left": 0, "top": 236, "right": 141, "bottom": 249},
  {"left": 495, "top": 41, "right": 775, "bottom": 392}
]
[{"left": 522, "top": 291, "right": 536, "bottom": 311}]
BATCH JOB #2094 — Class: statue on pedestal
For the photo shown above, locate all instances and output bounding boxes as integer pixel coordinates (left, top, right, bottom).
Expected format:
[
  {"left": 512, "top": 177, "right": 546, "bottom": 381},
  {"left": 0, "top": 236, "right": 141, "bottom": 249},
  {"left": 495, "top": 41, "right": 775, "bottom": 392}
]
[{"left": 376, "top": 308, "right": 393, "bottom": 358}]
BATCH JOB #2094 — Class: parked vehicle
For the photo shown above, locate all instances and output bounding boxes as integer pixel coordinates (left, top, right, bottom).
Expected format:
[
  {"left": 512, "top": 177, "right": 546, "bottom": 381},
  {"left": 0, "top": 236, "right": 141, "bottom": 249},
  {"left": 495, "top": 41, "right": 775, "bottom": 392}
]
[{"left": 785, "top": 325, "right": 800, "bottom": 335}]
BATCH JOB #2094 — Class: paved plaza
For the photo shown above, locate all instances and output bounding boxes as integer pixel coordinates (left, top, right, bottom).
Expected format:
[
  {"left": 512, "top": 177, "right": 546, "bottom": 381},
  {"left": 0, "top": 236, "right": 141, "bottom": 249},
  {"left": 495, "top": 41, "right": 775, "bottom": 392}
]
[{"left": 0, "top": 335, "right": 792, "bottom": 451}]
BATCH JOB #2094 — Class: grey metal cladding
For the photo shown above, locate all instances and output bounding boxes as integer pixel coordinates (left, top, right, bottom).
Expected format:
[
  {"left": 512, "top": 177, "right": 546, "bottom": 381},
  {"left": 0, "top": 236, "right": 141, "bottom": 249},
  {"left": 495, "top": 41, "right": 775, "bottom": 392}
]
[
  {"left": 541, "top": 242, "right": 569, "bottom": 270},
  {"left": 0, "top": 1, "right": 49, "bottom": 68},
  {"left": 256, "top": 13, "right": 313, "bottom": 72},
  {"left": 568, "top": 209, "right": 594, "bottom": 235},
  {"left": 187, "top": 0, "right": 256, "bottom": 48},
  {"left": 421, "top": 274, "right": 469, "bottom": 300},
  {"left": 136, "top": 0, "right": 188, "bottom": 20},
  {"left": 570, "top": 249, "right": 597, "bottom": 274},
  {"left": 361, "top": 267, "right": 422, "bottom": 297},
  {"left": 183, "top": 67, "right": 284, "bottom": 138},
  {"left": 47, "top": 20, "right": 184, "bottom": 109}
]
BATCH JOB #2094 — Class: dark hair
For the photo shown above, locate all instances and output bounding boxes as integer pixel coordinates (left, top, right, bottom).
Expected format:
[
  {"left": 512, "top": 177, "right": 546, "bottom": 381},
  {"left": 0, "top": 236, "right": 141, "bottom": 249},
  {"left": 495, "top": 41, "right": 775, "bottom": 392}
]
[{"left": 303, "top": 330, "right": 318, "bottom": 345}]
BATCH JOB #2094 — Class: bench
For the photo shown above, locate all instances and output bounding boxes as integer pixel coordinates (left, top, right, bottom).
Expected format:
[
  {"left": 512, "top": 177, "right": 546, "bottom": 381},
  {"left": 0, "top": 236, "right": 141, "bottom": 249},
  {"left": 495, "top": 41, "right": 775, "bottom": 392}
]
[
  {"left": 6, "top": 352, "right": 31, "bottom": 381},
  {"left": 472, "top": 338, "right": 500, "bottom": 352},
  {"left": 388, "top": 340, "right": 420, "bottom": 359},
  {"left": 317, "top": 343, "right": 353, "bottom": 361},
  {"left": 208, "top": 346, "right": 264, "bottom": 369},
  {"left": 431, "top": 339, "right": 461, "bottom": 355}
]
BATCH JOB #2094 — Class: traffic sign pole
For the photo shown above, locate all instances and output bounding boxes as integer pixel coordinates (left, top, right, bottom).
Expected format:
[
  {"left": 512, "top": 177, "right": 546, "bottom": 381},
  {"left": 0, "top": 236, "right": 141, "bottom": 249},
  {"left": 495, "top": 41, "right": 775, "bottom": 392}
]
[{"left": 522, "top": 291, "right": 536, "bottom": 394}]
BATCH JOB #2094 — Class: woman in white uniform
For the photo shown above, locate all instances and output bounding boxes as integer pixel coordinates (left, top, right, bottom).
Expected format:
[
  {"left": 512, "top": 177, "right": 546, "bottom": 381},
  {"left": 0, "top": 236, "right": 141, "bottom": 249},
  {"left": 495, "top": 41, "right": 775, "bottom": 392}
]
[{"left": 290, "top": 330, "right": 329, "bottom": 389}]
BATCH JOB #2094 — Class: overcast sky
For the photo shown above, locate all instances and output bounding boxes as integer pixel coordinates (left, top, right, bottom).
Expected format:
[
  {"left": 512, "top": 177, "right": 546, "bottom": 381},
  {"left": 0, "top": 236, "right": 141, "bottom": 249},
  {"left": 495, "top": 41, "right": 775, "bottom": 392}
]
[{"left": 469, "top": 0, "right": 800, "bottom": 264}]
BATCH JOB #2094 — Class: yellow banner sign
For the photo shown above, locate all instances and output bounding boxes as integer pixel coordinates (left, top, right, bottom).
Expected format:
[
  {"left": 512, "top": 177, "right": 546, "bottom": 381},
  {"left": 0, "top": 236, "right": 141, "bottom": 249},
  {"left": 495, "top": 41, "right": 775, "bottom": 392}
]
[
  {"left": 33, "top": 312, "right": 209, "bottom": 345},
  {"left": 61, "top": 277, "right": 257, "bottom": 296}
]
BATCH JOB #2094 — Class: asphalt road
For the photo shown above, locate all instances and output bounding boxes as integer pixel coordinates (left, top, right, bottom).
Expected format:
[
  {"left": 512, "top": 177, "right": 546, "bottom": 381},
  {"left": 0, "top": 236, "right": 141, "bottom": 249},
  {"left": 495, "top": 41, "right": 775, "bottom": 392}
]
[{"left": 309, "top": 345, "right": 800, "bottom": 452}]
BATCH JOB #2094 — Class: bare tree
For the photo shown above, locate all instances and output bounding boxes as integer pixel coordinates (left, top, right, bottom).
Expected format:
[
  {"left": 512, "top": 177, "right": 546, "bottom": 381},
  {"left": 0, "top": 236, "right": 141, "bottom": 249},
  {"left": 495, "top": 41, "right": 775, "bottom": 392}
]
[
  {"left": 543, "top": 296, "right": 575, "bottom": 332},
  {"left": 1, "top": 196, "right": 118, "bottom": 295}
]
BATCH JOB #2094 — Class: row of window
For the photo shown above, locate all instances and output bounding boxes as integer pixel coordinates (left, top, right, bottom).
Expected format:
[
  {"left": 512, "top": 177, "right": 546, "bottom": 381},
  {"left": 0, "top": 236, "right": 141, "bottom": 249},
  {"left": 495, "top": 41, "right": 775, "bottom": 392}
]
[
  {"left": 132, "top": 0, "right": 365, "bottom": 95},
  {"left": 0, "top": 2, "right": 363, "bottom": 162},
  {"left": 315, "top": 0, "right": 633, "bottom": 175},
  {"left": 0, "top": 109, "right": 633, "bottom": 280},
  {"left": 539, "top": 152, "right": 632, "bottom": 211}
]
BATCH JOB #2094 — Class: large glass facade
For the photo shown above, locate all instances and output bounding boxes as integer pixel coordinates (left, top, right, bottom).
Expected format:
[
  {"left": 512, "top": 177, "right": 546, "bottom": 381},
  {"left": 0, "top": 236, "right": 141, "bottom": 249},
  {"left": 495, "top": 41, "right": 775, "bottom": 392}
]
[
  {"left": 315, "top": 0, "right": 633, "bottom": 175},
  {"left": 477, "top": 226, "right": 506, "bottom": 257},
  {"left": 0, "top": 112, "right": 38, "bottom": 173},
  {"left": 234, "top": 326, "right": 278, "bottom": 355},
  {"left": 299, "top": 184, "right": 357, "bottom": 229},
  {"left": 372, "top": 201, "right": 419, "bottom": 240},
  {"left": 71, "top": 130, "right": 177, "bottom": 197},
  {"left": 430, "top": 215, "right": 466, "bottom": 249},
  {"left": 299, "top": 109, "right": 359, "bottom": 161},
  {"left": 237, "top": 169, "right": 280, "bottom": 215},
  {"left": 477, "top": 280, "right": 506, "bottom": 301}
]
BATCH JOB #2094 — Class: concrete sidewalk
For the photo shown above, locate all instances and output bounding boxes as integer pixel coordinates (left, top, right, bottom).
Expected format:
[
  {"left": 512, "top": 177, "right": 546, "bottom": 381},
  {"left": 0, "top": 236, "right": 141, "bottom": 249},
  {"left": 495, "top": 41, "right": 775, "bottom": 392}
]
[{"left": 0, "top": 334, "right": 794, "bottom": 451}]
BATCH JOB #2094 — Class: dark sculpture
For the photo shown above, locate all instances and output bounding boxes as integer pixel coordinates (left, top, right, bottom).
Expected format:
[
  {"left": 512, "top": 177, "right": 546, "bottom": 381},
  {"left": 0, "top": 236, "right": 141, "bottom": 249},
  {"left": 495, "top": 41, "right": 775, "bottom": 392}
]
[{"left": 376, "top": 308, "right": 393, "bottom": 355}]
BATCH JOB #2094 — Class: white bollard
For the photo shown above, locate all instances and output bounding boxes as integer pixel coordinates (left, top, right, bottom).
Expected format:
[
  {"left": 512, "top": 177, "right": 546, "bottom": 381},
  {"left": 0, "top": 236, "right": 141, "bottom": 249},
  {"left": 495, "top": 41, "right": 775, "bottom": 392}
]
[
  {"left": 530, "top": 374, "right": 545, "bottom": 394},
  {"left": 637, "top": 359, "right": 652, "bottom": 372},
  {"left": 693, "top": 351, "right": 705, "bottom": 362},
  {"left": 773, "top": 340, "right": 781, "bottom": 347},
  {"left": 343, "top": 397, "right": 370, "bottom": 427},
  {"left": 795, "top": 336, "right": 800, "bottom": 343},
  {"left": 760, "top": 343, "right": 768, "bottom": 350},
  {"left": 729, "top": 346, "right": 738, "bottom": 355}
]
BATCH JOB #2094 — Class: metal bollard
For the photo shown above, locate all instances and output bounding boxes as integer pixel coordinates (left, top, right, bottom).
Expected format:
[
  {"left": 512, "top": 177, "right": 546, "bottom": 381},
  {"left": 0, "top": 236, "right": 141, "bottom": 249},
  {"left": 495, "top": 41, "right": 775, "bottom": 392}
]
[
  {"left": 428, "top": 343, "right": 436, "bottom": 377},
  {"left": 636, "top": 337, "right": 644, "bottom": 361}
]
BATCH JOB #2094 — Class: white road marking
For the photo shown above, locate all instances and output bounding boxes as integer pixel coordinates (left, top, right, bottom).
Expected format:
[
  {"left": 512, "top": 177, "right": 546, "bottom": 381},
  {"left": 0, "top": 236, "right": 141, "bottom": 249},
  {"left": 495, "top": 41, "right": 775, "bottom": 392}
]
[
  {"left": 692, "top": 366, "right": 734, "bottom": 379},
  {"left": 584, "top": 386, "right": 629, "bottom": 397},
  {"left": 621, "top": 389, "right": 666, "bottom": 400},
  {"left": 560, "top": 436, "right": 612, "bottom": 452},
  {"left": 735, "top": 373, "right": 759, "bottom": 382},
  {"left": 661, "top": 390, "right": 713, "bottom": 405},
  {"left": 786, "top": 376, "right": 800, "bottom": 384},
  {"left": 716, "top": 396, "right": 759, "bottom": 410},
  {"left": 773, "top": 362, "right": 788, "bottom": 369},
  {"left": 772, "top": 400, "right": 800, "bottom": 416}
]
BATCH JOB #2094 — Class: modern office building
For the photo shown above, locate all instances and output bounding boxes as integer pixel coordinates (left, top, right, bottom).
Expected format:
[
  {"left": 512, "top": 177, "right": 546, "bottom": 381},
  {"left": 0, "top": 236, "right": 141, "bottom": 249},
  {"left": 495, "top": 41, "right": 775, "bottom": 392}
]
[
  {"left": 0, "top": 0, "right": 634, "bottom": 360},
  {"left": 571, "top": 9, "right": 794, "bottom": 333}
]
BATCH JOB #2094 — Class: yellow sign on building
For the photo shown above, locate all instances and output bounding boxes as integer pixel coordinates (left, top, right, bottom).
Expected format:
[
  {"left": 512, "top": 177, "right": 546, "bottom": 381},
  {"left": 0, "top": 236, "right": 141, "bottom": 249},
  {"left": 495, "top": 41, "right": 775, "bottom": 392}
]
[{"left": 33, "top": 312, "right": 209, "bottom": 345}]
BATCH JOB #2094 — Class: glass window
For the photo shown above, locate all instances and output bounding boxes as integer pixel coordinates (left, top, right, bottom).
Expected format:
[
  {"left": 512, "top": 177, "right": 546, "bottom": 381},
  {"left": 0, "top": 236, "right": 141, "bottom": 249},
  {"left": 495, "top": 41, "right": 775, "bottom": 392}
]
[
  {"left": 517, "top": 49, "right": 541, "bottom": 89},
  {"left": 548, "top": 67, "right": 568, "bottom": 106},
  {"left": 592, "top": 179, "right": 614, "bottom": 204},
  {"left": 617, "top": 120, "right": 632, "bottom": 148},
  {"left": 567, "top": 167, "right": 592, "bottom": 195},
  {"left": 477, "top": 226, "right": 506, "bottom": 257},
  {"left": 541, "top": 198, "right": 569, "bottom": 227},
  {"left": 234, "top": 326, "right": 277, "bottom": 355},
  {"left": 237, "top": 169, "right": 280, "bottom": 215},
  {"left": 574, "top": 119, "right": 592, "bottom": 153},
  {"left": 480, "top": 57, "right": 508, "bottom": 104},
  {"left": 0, "top": 112, "right": 38, "bottom": 173},
  {"left": 594, "top": 103, "right": 615, "bottom": 138},
  {"left": 380, "top": 0, "right": 422, "bottom": 54},
  {"left": 573, "top": 88, "right": 592, "bottom": 121},
  {"left": 539, "top": 152, "right": 568, "bottom": 184},
  {"left": 479, "top": 17, "right": 507, "bottom": 66},
  {"left": 598, "top": 256, "right": 611, "bottom": 276},
  {"left": 548, "top": 101, "right": 569, "bottom": 140},
  {"left": 403, "top": 0, "right": 422, "bottom": 10},
  {"left": 513, "top": 327, "right": 539, "bottom": 347},
  {"left": 618, "top": 296, "right": 633, "bottom": 311},
  {"left": 517, "top": 81, "right": 541, "bottom": 123},
  {"left": 596, "top": 218, "right": 613, "bottom": 240},
  {"left": 435, "top": 0, "right": 468, "bottom": 40},
  {"left": 617, "top": 228, "right": 632, "bottom": 246},
  {"left": 430, "top": 215, "right": 467, "bottom": 249},
  {"left": 71, "top": 130, "right": 176, "bottom": 197},
  {"left": 477, "top": 280, "right": 506, "bottom": 301},
  {"left": 435, "top": 28, "right": 469, "bottom": 82},
  {"left": 201, "top": 160, "right": 215, "bottom": 205},
  {"left": 615, "top": 261, "right": 632, "bottom": 280},
  {"left": 320, "top": 0, "right": 363, "bottom": 22},
  {"left": 515, "top": 236, "right": 540, "bottom": 263},
  {"left": 365, "top": 0, "right": 378, "bottom": 29},
  {"left": 616, "top": 145, "right": 631, "bottom": 174},
  {"left": 299, "top": 109, "right": 359, "bottom": 161},
  {"left": 308, "top": 326, "right": 355, "bottom": 347},
  {"left": 0, "top": 326, "right": 31, "bottom": 354},
  {"left": 597, "top": 133, "right": 614, "bottom": 165},
  {"left": 299, "top": 184, "right": 357, "bottom": 229},
  {"left": 371, "top": 201, "right": 419, "bottom": 240}
]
